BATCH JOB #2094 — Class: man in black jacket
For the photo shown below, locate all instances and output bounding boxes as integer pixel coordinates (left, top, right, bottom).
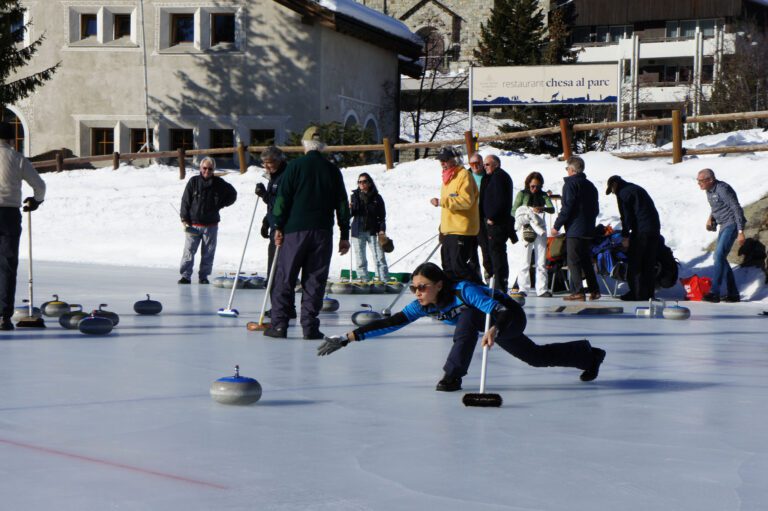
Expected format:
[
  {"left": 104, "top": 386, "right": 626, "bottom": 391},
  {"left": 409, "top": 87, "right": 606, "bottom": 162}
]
[
  {"left": 178, "top": 157, "right": 237, "bottom": 284},
  {"left": 255, "top": 146, "right": 288, "bottom": 276},
  {"left": 479, "top": 154, "right": 513, "bottom": 291},
  {"left": 606, "top": 175, "right": 661, "bottom": 301},
  {"left": 550, "top": 156, "right": 600, "bottom": 301}
]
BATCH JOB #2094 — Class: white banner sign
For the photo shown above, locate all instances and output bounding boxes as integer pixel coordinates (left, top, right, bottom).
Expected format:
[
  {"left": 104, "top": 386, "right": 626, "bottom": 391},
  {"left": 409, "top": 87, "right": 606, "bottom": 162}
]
[{"left": 472, "top": 64, "right": 618, "bottom": 106}]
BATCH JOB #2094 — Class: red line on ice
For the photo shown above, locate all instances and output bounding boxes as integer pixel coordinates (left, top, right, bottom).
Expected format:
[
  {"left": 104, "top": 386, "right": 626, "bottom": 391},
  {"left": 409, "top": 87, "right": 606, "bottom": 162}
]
[{"left": 0, "top": 438, "right": 229, "bottom": 490}]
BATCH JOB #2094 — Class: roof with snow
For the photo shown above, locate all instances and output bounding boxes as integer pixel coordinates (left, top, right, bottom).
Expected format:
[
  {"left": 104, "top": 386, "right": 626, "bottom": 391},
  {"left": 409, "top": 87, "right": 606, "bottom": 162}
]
[{"left": 273, "top": 0, "right": 423, "bottom": 68}]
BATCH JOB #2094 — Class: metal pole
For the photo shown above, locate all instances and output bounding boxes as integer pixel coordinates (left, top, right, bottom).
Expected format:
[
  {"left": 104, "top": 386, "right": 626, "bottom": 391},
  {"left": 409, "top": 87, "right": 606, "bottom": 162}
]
[
  {"left": 468, "top": 63, "right": 474, "bottom": 136},
  {"left": 139, "top": 0, "right": 152, "bottom": 152}
]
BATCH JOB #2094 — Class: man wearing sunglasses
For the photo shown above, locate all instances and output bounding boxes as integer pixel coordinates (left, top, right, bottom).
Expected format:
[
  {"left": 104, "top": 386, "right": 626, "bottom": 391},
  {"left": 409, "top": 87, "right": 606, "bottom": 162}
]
[{"left": 178, "top": 157, "right": 237, "bottom": 285}]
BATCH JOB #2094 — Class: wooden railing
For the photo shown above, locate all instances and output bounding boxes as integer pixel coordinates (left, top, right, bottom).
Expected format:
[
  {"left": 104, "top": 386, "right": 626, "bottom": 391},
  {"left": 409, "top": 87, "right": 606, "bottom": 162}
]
[{"left": 31, "top": 109, "right": 768, "bottom": 177}]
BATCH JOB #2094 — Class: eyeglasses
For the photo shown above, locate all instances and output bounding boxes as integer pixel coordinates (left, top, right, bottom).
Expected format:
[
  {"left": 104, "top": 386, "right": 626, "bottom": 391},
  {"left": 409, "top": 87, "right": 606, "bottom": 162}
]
[
  {"left": 358, "top": 180, "right": 370, "bottom": 184},
  {"left": 696, "top": 177, "right": 711, "bottom": 182},
  {"left": 529, "top": 184, "right": 541, "bottom": 189},
  {"left": 409, "top": 283, "right": 433, "bottom": 293},
  {"left": 201, "top": 167, "right": 213, "bottom": 170},
  {"left": 469, "top": 161, "right": 483, "bottom": 166}
]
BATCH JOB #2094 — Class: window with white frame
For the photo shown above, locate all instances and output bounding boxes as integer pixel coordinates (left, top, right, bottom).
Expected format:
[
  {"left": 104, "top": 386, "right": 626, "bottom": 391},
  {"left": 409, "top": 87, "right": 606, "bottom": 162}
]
[
  {"left": 67, "top": 6, "right": 138, "bottom": 46},
  {"left": 158, "top": 7, "right": 243, "bottom": 53}
]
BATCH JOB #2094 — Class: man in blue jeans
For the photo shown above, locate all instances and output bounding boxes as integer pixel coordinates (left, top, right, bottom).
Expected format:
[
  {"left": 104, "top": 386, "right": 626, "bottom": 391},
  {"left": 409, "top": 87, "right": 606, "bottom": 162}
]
[{"left": 697, "top": 168, "right": 746, "bottom": 303}]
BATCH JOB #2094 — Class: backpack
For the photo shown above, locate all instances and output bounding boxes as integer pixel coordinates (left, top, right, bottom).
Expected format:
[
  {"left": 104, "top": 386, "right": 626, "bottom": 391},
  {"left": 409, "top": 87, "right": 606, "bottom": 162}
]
[
  {"left": 655, "top": 237, "right": 679, "bottom": 289},
  {"left": 546, "top": 235, "right": 566, "bottom": 262}
]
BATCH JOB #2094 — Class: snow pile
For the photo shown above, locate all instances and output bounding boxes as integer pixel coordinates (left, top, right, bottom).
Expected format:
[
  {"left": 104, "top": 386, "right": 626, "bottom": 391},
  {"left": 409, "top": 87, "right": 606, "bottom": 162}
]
[
  {"left": 315, "top": 0, "right": 422, "bottom": 44},
  {"left": 23, "top": 129, "right": 768, "bottom": 302}
]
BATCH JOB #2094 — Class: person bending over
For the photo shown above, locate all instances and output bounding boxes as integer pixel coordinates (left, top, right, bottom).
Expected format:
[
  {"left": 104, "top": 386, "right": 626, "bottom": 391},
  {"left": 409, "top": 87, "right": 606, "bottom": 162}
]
[{"left": 317, "top": 262, "right": 606, "bottom": 392}]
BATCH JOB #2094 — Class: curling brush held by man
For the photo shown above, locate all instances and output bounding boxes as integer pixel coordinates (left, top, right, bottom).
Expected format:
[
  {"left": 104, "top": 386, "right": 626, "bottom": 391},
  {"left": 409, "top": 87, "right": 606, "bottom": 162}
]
[{"left": 317, "top": 262, "right": 606, "bottom": 392}]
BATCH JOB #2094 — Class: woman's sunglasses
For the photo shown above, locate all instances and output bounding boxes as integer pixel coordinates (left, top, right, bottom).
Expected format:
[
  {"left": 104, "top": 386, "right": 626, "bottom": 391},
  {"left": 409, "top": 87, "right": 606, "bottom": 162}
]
[
  {"left": 358, "top": 180, "right": 370, "bottom": 184},
  {"left": 409, "top": 283, "right": 433, "bottom": 293}
]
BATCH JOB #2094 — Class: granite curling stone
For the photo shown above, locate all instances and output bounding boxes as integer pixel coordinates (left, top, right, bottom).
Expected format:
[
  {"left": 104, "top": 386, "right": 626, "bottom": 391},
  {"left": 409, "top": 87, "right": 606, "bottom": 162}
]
[
  {"left": 59, "top": 304, "right": 88, "bottom": 329},
  {"left": 321, "top": 296, "right": 340, "bottom": 312},
  {"left": 210, "top": 365, "right": 262, "bottom": 405},
  {"left": 41, "top": 294, "right": 70, "bottom": 317},
  {"left": 78, "top": 313, "right": 114, "bottom": 335},
  {"left": 134, "top": 294, "right": 163, "bottom": 315},
  {"left": 351, "top": 304, "right": 383, "bottom": 327}
]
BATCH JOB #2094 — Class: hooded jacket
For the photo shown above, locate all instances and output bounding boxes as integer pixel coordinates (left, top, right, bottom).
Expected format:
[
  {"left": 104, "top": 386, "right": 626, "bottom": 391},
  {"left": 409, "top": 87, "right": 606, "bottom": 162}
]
[{"left": 439, "top": 167, "right": 480, "bottom": 236}]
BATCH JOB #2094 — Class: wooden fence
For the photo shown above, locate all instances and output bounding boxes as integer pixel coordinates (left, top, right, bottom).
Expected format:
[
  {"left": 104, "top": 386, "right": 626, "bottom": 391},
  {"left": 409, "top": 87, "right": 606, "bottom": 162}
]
[{"left": 31, "top": 109, "right": 768, "bottom": 178}]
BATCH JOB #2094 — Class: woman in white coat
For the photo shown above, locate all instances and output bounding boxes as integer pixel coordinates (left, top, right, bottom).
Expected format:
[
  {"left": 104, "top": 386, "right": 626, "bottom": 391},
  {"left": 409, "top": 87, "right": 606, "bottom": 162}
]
[{"left": 512, "top": 172, "right": 555, "bottom": 297}]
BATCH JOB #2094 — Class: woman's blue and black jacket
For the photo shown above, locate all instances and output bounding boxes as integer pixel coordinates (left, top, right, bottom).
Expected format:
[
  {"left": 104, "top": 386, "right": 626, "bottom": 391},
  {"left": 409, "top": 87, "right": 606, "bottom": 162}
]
[{"left": 351, "top": 281, "right": 525, "bottom": 341}]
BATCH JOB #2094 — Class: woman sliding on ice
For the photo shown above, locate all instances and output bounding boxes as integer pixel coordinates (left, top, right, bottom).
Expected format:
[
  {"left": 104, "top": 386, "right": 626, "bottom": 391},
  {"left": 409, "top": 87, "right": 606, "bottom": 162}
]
[{"left": 317, "top": 262, "right": 606, "bottom": 391}]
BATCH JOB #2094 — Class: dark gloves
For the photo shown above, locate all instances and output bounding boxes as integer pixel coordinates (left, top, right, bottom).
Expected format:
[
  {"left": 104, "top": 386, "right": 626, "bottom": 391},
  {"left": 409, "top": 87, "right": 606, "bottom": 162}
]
[
  {"left": 255, "top": 183, "right": 267, "bottom": 199},
  {"left": 22, "top": 197, "right": 42, "bottom": 212},
  {"left": 260, "top": 217, "right": 270, "bottom": 239},
  {"left": 317, "top": 335, "right": 350, "bottom": 356}
]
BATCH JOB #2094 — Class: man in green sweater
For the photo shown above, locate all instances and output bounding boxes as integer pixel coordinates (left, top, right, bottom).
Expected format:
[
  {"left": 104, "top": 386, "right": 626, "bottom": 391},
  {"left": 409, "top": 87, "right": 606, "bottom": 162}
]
[{"left": 265, "top": 127, "right": 351, "bottom": 339}]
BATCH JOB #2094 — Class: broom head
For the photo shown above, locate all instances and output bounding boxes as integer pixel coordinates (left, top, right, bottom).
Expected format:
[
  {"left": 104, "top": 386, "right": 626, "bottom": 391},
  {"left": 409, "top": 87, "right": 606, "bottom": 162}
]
[
  {"left": 462, "top": 392, "right": 502, "bottom": 408},
  {"left": 246, "top": 321, "right": 270, "bottom": 331},
  {"left": 16, "top": 316, "right": 46, "bottom": 328}
]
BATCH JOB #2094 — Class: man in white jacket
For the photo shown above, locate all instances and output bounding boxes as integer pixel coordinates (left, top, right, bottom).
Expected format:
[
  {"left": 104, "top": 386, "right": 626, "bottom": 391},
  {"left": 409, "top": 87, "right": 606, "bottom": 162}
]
[{"left": 0, "top": 122, "right": 46, "bottom": 330}]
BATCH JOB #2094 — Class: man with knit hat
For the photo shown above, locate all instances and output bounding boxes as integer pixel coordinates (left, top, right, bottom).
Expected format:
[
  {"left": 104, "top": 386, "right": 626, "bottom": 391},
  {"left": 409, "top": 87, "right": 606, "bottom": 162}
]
[
  {"left": 606, "top": 175, "right": 661, "bottom": 301},
  {"left": 430, "top": 146, "right": 481, "bottom": 283},
  {"left": 0, "top": 121, "right": 46, "bottom": 330},
  {"left": 266, "top": 126, "right": 350, "bottom": 339}
]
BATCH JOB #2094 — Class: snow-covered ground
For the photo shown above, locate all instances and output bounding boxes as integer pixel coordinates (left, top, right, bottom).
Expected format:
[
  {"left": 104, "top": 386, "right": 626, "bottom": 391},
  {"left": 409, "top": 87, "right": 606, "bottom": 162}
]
[{"left": 25, "top": 128, "right": 768, "bottom": 302}]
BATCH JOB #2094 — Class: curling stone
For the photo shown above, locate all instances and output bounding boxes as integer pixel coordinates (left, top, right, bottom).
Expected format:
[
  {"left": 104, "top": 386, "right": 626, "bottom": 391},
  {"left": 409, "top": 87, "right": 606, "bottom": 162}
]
[
  {"left": 247, "top": 276, "right": 266, "bottom": 289},
  {"left": 508, "top": 292, "right": 526, "bottom": 307},
  {"left": 330, "top": 281, "right": 355, "bottom": 294},
  {"left": 351, "top": 304, "right": 383, "bottom": 327},
  {"left": 59, "top": 304, "right": 88, "bottom": 329},
  {"left": 218, "top": 275, "right": 248, "bottom": 289},
  {"left": 134, "top": 294, "right": 163, "bottom": 315},
  {"left": 41, "top": 294, "right": 70, "bottom": 317},
  {"left": 92, "top": 304, "right": 120, "bottom": 326},
  {"left": 321, "top": 296, "right": 340, "bottom": 312},
  {"left": 369, "top": 281, "right": 386, "bottom": 294},
  {"left": 212, "top": 275, "right": 229, "bottom": 288},
  {"left": 11, "top": 300, "right": 42, "bottom": 322},
  {"left": 210, "top": 365, "right": 262, "bottom": 405},
  {"left": 352, "top": 282, "right": 372, "bottom": 294},
  {"left": 385, "top": 282, "right": 404, "bottom": 294},
  {"left": 78, "top": 313, "right": 114, "bottom": 335},
  {"left": 662, "top": 302, "right": 691, "bottom": 320},
  {"left": 634, "top": 306, "right": 651, "bottom": 318}
]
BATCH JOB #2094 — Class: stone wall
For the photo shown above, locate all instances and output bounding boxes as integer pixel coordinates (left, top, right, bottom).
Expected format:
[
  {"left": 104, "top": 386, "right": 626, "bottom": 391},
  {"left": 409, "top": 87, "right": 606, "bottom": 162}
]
[{"left": 360, "top": 0, "right": 551, "bottom": 71}]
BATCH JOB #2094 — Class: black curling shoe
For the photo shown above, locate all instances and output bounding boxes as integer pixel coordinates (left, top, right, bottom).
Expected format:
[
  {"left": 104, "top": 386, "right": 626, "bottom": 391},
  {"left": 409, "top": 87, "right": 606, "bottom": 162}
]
[
  {"left": 435, "top": 376, "right": 462, "bottom": 392},
  {"left": 580, "top": 348, "right": 606, "bottom": 382}
]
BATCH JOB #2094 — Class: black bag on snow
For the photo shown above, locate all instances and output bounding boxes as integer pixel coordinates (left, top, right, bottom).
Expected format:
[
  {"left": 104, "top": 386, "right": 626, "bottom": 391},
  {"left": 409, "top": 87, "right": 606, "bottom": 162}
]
[{"left": 655, "top": 236, "right": 679, "bottom": 288}]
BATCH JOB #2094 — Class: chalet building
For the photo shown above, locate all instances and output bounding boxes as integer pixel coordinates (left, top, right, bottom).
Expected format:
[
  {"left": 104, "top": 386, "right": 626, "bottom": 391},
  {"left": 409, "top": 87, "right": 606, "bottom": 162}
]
[{"left": 5, "top": 0, "right": 421, "bottom": 161}]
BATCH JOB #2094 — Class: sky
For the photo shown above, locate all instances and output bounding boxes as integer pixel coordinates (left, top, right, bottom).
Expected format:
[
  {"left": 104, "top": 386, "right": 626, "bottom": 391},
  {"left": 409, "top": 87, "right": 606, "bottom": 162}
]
[{"left": 22, "top": 127, "right": 768, "bottom": 302}]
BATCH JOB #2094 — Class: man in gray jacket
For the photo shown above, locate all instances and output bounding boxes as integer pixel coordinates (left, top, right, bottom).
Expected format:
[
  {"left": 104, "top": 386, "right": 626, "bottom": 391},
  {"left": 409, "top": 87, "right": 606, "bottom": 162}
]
[
  {"left": 0, "top": 122, "right": 46, "bottom": 330},
  {"left": 697, "top": 168, "right": 746, "bottom": 302}
]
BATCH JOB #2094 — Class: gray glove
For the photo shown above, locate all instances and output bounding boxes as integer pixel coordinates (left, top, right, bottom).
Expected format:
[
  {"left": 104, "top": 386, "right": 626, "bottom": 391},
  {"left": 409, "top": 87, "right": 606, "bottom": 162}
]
[{"left": 317, "top": 335, "right": 350, "bottom": 356}]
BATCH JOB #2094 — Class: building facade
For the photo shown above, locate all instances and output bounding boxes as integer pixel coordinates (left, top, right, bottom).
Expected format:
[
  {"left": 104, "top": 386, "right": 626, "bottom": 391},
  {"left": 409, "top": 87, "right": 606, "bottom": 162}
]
[
  {"left": 564, "top": 0, "right": 768, "bottom": 124},
  {"left": 8, "top": 0, "right": 421, "bottom": 160}
]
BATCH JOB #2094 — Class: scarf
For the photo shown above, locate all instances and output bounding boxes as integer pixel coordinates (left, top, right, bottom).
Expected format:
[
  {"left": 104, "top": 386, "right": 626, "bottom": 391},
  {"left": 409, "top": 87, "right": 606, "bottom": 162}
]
[{"left": 442, "top": 167, "right": 459, "bottom": 185}]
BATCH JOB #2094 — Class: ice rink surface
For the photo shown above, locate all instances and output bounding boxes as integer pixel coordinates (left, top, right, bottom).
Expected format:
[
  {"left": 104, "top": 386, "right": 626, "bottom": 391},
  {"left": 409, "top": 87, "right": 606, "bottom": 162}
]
[{"left": 1, "top": 262, "right": 767, "bottom": 511}]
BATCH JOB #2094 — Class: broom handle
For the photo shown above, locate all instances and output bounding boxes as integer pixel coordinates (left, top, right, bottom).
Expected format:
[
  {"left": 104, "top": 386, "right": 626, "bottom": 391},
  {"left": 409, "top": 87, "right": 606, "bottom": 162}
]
[
  {"left": 349, "top": 242, "right": 354, "bottom": 282},
  {"left": 479, "top": 277, "right": 494, "bottom": 395},
  {"left": 27, "top": 209, "right": 33, "bottom": 316},
  {"left": 256, "top": 244, "right": 280, "bottom": 325},
  {"left": 387, "top": 233, "right": 439, "bottom": 269},
  {"left": 225, "top": 197, "right": 260, "bottom": 309},
  {"left": 385, "top": 240, "right": 442, "bottom": 311}
]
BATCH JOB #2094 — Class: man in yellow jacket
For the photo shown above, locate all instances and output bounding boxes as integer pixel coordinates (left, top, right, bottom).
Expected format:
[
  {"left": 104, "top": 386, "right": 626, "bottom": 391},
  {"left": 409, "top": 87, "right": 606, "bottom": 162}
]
[{"left": 430, "top": 147, "right": 482, "bottom": 283}]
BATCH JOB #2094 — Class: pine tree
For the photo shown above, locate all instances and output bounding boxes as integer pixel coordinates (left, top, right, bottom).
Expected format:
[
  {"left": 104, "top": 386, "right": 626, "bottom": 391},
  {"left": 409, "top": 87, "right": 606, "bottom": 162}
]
[
  {"left": 474, "top": 0, "right": 546, "bottom": 66},
  {"left": 0, "top": 1, "right": 58, "bottom": 108}
]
